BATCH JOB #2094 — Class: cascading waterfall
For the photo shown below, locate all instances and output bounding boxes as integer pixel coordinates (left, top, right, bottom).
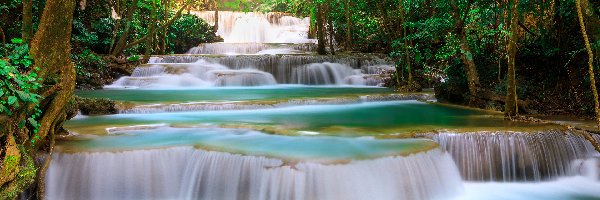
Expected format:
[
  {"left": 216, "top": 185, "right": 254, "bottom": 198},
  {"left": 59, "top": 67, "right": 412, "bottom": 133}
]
[
  {"left": 422, "top": 130, "right": 600, "bottom": 182},
  {"left": 107, "top": 60, "right": 277, "bottom": 88},
  {"left": 193, "top": 11, "right": 314, "bottom": 43},
  {"left": 186, "top": 43, "right": 317, "bottom": 55},
  {"left": 104, "top": 10, "right": 395, "bottom": 88},
  {"left": 138, "top": 55, "right": 391, "bottom": 85},
  {"left": 292, "top": 62, "right": 361, "bottom": 85},
  {"left": 46, "top": 148, "right": 462, "bottom": 200}
]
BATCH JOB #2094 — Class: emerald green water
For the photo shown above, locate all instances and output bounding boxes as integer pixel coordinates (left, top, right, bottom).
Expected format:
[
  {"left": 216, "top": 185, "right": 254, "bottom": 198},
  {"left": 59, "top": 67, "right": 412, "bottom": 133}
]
[
  {"left": 57, "top": 127, "right": 436, "bottom": 161},
  {"left": 76, "top": 86, "right": 394, "bottom": 103},
  {"left": 66, "top": 100, "right": 542, "bottom": 136}
]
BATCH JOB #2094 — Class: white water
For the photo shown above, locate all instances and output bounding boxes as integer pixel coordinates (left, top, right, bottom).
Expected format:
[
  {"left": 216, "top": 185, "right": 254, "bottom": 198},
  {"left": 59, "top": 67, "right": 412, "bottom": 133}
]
[
  {"left": 108, "top": 59, "right": 389, "bottom": 88},
  {"left": 426, "top": 131, "right": 600, "bottom": 181},
  {"left": 194, "top": 11, "right": 314, "bottom": 43},
  {"left": 46, "top": 148, "right": 462, "bottom": 200},
  {"left": 107, "top": 60, "right": 277, "bottom": 88},
  {"left": 186, "top": 43, "right": 316, "bottom": 55}
]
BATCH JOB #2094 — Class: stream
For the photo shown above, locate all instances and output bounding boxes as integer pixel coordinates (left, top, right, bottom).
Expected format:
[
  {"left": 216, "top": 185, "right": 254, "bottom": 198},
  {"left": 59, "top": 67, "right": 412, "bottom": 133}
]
[{"left": 47, "top": 11, "right": 600, "bottom": 200}]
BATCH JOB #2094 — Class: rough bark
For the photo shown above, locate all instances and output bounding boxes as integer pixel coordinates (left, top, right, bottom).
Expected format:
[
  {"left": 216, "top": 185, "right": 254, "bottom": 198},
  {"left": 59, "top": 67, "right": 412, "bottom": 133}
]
[
  {"left": 316, "top": 3, "right": 326, "bottom": 55},
  {"left": 576, "top": 0, "right": 600, "bottom": 130},
  {"left": 505, "top": 0, "right": 519, "bottom": 117},
  {"left": 22, "top": 0, "right": 34, "bottom": 43},
  {"left": 0, "top": 0, "right": 76, "bottom": 198}
]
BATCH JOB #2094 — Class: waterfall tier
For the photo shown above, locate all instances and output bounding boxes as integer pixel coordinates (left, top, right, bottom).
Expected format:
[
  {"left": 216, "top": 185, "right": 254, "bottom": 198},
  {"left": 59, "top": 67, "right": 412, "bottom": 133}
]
[
  {"left": 46, "top": 147, "right": 461, "bottom": 200},
  {"left": 422, "top": 130, "right": 600, "bottom": 182},
  {"left": 131, "top": 55, "right": 392, "bottom": 86},
  {"left": 107, "top": 60, "right": 277, "bottom": 88},
  {"left": 118, "top": 94, "right": 433, "bottom": 114},
  {"left": 186, "top": 43, "right": 317, "bottom": 55},
  {"left": 193, "top": 11, "right": 314, "bottom": 43}
]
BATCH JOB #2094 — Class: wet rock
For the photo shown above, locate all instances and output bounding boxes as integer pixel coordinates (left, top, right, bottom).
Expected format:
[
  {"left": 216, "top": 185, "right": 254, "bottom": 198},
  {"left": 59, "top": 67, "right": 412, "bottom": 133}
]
[{"left": 75, "top": 96, "right": 118, "bottom": 116}]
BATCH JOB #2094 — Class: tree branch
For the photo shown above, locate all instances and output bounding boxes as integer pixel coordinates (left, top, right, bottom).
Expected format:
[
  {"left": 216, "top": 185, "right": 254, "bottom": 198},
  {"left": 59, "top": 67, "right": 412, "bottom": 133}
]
[
  {"left": 120, "top": 0, "right": 192, "bottom": 52},
  {"left": 518, "top": 20, "right": 538, "bottom": 37}
]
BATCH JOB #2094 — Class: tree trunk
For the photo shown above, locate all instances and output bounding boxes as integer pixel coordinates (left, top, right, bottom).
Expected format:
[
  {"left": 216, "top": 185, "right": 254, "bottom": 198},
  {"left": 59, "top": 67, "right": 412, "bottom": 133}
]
[
  {"left": 505, "top": 0, "right": 519, "bottom": 117},
  {"left": 0, "top": 26, "right": 6, "bottom": 56},
  {"left": 144, "top": 1, "right": 157, "bottom": 62},
  {"left": 316, "top": 3, "right": 326, "bottom": 55},
  {"left": 399, "top": 0, "right": 412, "bottom": 83},
  {"left": 459, "top": 33, "right": 480, "bottom": 101},
  {"left": 450, "top": 0, "right": 480, "bottom": 102},
  {"left": 576, "top": 0, "right": 600, "bottom": 130},
  {"left": 0, "top": 0, "right": 76, "bottom": 198},
  {"left": 117, "top": 1, "right": 191, "bottom": 53},
  {"left": 159, "top": 0, "right": 169, "bottom": 55},
  {"left": 111, "top": 0, "right": 140, "bottom": 56},
  {"left": 213, "top": 0, "right": 219, "bottom": 33},
  {"left": 326, "top": 4, "right": 335, "bottom": 55},
  {"left": 22, "top": 0, "right": 34, "bottom": 43},
  {"left": 344, "top": 0, "right": 351, "bottom": 51}
]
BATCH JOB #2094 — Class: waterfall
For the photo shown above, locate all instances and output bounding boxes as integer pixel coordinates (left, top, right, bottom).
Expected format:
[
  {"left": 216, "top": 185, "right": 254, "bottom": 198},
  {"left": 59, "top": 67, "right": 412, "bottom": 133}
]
[
  {"left": 46, "top": 147, "right": 462, "bottom": 200},
  {"left": 422, "top": 130, "right": 600, "bottom": 182},
  {"left": 111, "top": 55, "right": 392, "bottom": 87},
  {"left": 186, "top": 43, "right": 317, "bottom": 55},
  {"left": 150, "top": 55, "right": 390, "bottom": 83},
  {"left": 291, "top": 62, "right": 361, "bottom": 85},
  {"left": 107, "top": 60, "right": 277, "bottom": 89},
  {"left": 193, "top": 11, "right": 314, "bottom": 43}
]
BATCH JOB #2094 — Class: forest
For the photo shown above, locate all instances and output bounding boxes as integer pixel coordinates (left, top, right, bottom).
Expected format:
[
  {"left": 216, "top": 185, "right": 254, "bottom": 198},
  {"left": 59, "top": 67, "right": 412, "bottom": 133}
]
[{"left": 1, "top": 0, "right": 600, "bottom": 199}]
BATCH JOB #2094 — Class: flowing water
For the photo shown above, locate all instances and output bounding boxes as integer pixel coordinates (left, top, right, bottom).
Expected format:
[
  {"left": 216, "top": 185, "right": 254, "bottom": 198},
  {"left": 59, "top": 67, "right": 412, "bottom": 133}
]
[{"left": 47, "top": 11, "right": 600, "bottom": 200}]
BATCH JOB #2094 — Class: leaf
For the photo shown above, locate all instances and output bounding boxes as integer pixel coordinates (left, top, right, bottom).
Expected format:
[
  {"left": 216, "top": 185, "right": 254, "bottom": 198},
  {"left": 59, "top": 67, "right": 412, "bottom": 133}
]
[
  {"left": 11, "top": 38, "right": 23, "bottom": 44},
  {"left": 7, "top": 96, "right": 17, "bottom": 105},
  {"left": 0, "top": 104, "right": 10, "bottom": 115},
  {"left": 28, "top": 117, "right": 39, "bottom": 127}
]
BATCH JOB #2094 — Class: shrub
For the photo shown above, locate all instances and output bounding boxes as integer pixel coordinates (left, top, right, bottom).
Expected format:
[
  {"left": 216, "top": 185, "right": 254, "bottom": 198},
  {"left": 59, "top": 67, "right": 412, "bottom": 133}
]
[{"left": 167, "top": 14, "right": 222, "bottom": 54}]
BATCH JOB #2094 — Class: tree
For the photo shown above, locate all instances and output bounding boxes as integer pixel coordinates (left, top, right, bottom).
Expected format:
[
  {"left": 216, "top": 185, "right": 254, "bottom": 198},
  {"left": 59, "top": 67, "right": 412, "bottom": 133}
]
[
  {"left": 576, "top": 0, "right": 600, "bottom": 129},
  {"left": 505, "top": 0, "right": 519, "bottom": 117},
  {"left": 22, "top": 0, "right": 33, "bottom": 43},
  {"left": 109, "top": 0, "right": 140, "bottom": 56},
  {"left": 213, "top": 0, "right": 219, "bottom": 33},
  {"left": 316, "top": 2, "right": 326, "bottom": 55},
  {"left": 111, "top": 0, "right": 192, "bottom": 56},
  {"left": 398, "top": 0, "right": 412, "bottom": 84},
  {"left": 0, "top": 0, "right": 77, "bottom": 198},
  {"left": 344, "top": 0, "right": 351, "bottom": 50},
  {"left": 450, "top": 0, "right": 480, "bottom": 103}
]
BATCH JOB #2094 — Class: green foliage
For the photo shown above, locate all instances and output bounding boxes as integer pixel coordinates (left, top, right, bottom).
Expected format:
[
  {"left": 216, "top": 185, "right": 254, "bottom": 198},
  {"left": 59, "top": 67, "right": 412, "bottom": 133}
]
[
  {"left": 0, "top": 42, "right": 43, "bottom": 144},
  {"left": 72, "top": 49, "right": 106, "bottom": 79},
  {"left": 128, "top": 55, "right": 141, "bottom": 62},
  {"left": 167, "top": 14, "right": 220, "bottom": 54}
]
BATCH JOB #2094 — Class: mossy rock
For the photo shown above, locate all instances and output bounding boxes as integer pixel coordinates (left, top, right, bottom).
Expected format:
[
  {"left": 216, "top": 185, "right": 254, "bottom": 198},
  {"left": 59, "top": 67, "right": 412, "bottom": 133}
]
[{"left": 75, "top": 97, "right": 118, "bottom": 116}]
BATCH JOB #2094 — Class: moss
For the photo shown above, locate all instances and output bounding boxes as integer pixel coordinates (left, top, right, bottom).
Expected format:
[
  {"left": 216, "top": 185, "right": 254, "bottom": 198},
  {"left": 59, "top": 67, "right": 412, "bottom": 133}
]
[
  {"left": 0, "top": 147, "right": 36, "bottom": 200},
  {"left": 75, "top": 96, "right": 118, "bottom": 116}
]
